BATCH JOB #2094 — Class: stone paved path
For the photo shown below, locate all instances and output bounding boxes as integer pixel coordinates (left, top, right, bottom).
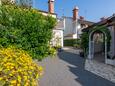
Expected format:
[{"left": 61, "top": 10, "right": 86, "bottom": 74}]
[
  {"left": 39, "top": 49, "right": 115, "bottom": 86},
  {"left": 85, "top": 59, "right": 115, "bottom": 83}
]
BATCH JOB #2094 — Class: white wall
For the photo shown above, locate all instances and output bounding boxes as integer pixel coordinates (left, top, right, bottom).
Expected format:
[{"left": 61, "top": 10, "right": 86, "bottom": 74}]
[
  {"left": 63, "top": 18, "right": 73, "bottom": 36},
  {"left": 73, "top": 34, "right": 78, "bottom": 39},
  {"left": 51, "top": 29, "right": 63, "bottom": 47},
  {"left": 113, "top": 26, "right": 115, "bottom": 56},
  {"left": 114, "top": 27, "right": 115, "bottom": 56},
  {"left": 63, "top": 17, "right": 84, "bottom": 39},
  {"left": 108, "top": 26, "right": 115, "bottom": 57},
  {"left": 74, "top": 22, "right": 82, "bottom": 39}
]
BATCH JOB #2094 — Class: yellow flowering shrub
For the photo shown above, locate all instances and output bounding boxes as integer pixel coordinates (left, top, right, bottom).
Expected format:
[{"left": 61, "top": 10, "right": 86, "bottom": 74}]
[
  {"left": 48, "top": 47, "right": 57, "bottom": 56},
  {"left": 0, "top": 47, "right": 43, "bottom": 86}
]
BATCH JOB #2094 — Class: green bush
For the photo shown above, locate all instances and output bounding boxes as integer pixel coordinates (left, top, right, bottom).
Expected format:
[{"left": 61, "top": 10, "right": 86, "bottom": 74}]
[
  {"left": 0, "top": 46, "right": 43, "bottom": 86},
  {"left": 48, "top": 47, "right": 57, "bottom": 56},
  {"left": 81, "top": 26, "right": 111, "bottom": 56},
  {"left": 0, "top": 5, "right": 56, "bottom": 60},
  {"left": 64, "top": 39, "right": 76, "bottom": 46},
  {"left": 80, "top": 32, "right": 89, "bottom": 50},
  {"left": 64, "top": 39, "right": 80, "bottom": 47}
]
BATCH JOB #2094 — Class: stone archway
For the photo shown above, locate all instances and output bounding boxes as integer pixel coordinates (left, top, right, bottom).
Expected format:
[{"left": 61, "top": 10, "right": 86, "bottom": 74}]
[{"left": 88, "top": 30, "right": 107, "bottom": 63}]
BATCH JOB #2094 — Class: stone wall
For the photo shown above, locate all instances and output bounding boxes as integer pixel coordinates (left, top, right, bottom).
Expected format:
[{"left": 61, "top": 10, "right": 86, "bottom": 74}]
[
  {"left": 108, "top": 26, "right": 115, "bottom": 57},
  {"left": 94, "top": 42, "right": 103, "bottom": 53}
]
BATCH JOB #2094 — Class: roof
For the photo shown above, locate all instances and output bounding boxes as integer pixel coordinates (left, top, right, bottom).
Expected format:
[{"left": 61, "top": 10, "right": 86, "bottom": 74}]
[
  {"left": 63, "top": 16, "right": 94, "bottom": 26},
  {"left": 39, "top": 10, "right": 57, "bottom": 16},
  {"left": 82, "top": 14, "right": 115, "bottom": 32},
  {"left": 78, "top": 19, "right": 94, "bottom": 26},
  {"left": 54, "top": 18, "right": 64, "bottom": 30},
  {"left": 38, "top": 10, "right": 63, "bottom": 30}
]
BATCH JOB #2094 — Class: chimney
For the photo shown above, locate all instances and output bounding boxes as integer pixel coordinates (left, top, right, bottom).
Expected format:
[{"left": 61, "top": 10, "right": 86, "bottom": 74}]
[
  {"left": 80, "top": 16, "right": 84, "bottom": 20},
  {"left": 73, "top": 6, "right": 79, "bottom": 21},
  {"left": 48, "top": 0, "right": 55, "bottom": 14}
]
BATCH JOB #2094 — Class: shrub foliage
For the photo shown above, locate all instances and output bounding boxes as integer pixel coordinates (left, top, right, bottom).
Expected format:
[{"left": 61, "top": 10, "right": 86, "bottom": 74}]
[
  {"left": 0, "top": 46, "right": 43, "bottom": 86},
  {"left": 64, "top": 39, "right": 80, "bottom": 47},
  {"left": 81, "top": 26, "right": 111, "bottom": 56},
  {"left": 0, "top": 5, "right": 56, "bottom": 60}
]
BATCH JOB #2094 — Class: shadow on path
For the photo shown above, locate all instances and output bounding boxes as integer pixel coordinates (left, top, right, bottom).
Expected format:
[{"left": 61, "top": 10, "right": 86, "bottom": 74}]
[{"left": 58, "top": 51, "right": 115, "bottom": 86}]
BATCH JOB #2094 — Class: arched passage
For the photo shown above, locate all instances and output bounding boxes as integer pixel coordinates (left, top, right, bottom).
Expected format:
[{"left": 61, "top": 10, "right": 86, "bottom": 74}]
[{"left": 88, "top": 30, "right": 107, "bottom": 62}]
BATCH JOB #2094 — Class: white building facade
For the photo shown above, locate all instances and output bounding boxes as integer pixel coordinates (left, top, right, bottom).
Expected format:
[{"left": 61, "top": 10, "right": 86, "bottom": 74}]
[
  {"left": 39, "top": 0, "right": 64, "bottom": 48},
  {"left": 63, "top": 7, "right": 93, "bottom": 40},
  {"left": 51, "top": 19, "right": 64, "bottom": 47}
]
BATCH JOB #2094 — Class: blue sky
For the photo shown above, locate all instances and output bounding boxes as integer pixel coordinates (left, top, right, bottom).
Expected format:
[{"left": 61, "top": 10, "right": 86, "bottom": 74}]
[{"left": 33, "top": 0, "right": 115, "bottom": 22}]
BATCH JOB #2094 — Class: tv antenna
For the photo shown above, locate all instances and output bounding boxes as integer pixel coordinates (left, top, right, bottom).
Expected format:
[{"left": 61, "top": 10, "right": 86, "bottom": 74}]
[{"left": 60, "top": 8, "right": 64, "bottom": 17}]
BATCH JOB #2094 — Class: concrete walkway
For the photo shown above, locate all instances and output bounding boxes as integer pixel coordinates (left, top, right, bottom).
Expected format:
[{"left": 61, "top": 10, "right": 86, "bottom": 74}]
[{"left": 39, "top": 49, "right": 115, "bottom": 86}]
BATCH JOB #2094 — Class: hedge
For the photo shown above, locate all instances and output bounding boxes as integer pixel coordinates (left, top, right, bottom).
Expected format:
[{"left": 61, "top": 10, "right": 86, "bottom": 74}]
[
  {"left": 64, "top": 39, "right": 80, "bottom": 47},
  {"left": 0, "top": 4, "right": 56, "bottom": 60}
]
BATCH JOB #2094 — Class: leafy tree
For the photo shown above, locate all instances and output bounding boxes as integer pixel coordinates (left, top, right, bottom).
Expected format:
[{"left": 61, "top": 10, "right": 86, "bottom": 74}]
[{"left": 0, "top": 4, "right": 56, "bottom": 60}]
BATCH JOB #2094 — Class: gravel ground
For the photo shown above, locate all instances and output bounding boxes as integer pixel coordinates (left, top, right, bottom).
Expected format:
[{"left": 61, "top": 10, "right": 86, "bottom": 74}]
[
  {"left": 39, "top": 49, "right": 115, "bottom": 86},
  {"left": 85, "top": 59, "right": 115, "bottom": 83}
]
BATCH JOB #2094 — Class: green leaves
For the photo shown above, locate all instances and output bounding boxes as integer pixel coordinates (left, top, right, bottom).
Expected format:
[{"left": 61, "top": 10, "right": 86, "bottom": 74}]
[
  {"left": 0, "top": 5, "right": 56, "bottom": 60},
  {"left": 81, "top": 25, "right": 111, "bottom": 55}
]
